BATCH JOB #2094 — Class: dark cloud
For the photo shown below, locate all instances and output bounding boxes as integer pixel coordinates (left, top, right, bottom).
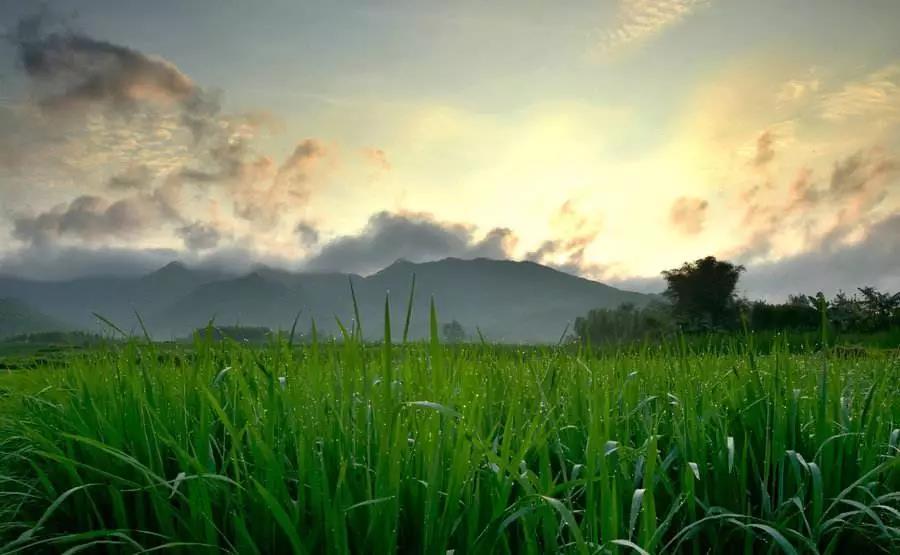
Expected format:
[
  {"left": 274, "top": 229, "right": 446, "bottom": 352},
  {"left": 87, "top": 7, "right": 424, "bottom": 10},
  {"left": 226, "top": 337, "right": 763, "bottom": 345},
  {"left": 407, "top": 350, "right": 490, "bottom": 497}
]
[
  {"left": 752, "top": 130, "right": 775, "bottom": 168},
  {"left": 179, "top": 139, "right": 256, "bottom": 184},
  {"left": 304, "top": 211, "right": 517, "bottom": 274},
  {"left": 740, "top": 213, "right": 900, "bottom": 300},
  {"left": 180, "top": 88, "right": 223, "bottom": 142},
  {"left": 176, "top": 221, "right": 222, "bottom": 251},
  {"left": 669, "top": 196, "right": 708, "bottom": 235},
  {"left": 294, "top": 220, "right": 320, "bottom": 247},
  {"left": 477, "top": 227, "right": 517, "bottom": 257},
  {"left": 179, "top": 111, "right": 278, "bottom": 175},
  {"left": 0, "top": 243, "right": 296, "bottom": 281},
  {"left": 14, "top": 14, "right": 196, "bottom": 114},
  {"left": 611, "top": 213, "right": 900, "bottom": 299},
  {"left": 0, "top": 244, "right": 179, "bottom": 280},
  {"left": 12, "top": 184, "right": 183, "bottom": 245},
  {"left": 2, "top": 12, "right": 343, "bottom": 260},
  {"left": 828, "top": 151, "right": 895, "bottom": 197},
  {"left": 107, "top": 165, "right": 153, "bottom": 189}
]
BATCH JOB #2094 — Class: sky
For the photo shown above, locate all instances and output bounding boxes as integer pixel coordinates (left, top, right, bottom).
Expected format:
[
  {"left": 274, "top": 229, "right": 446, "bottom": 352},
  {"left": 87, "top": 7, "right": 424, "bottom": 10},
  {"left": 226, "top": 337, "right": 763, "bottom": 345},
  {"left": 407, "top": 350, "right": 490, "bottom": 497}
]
[{"left": 0, "top": 0, "right": 899, "bottom": 299}]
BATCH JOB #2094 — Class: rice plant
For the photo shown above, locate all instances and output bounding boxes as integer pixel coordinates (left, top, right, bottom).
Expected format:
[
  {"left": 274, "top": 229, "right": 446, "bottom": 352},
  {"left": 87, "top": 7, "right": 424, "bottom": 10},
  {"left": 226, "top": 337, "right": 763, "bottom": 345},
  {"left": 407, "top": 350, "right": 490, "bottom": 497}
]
[{"left": 1, "top": 301, "right": 899, "bottom": 553}]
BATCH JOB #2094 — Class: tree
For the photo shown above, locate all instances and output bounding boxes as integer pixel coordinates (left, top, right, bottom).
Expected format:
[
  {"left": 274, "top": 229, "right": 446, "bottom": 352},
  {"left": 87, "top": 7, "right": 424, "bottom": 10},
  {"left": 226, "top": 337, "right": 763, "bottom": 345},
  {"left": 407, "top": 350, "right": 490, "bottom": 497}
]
[
  {"left": 662, "top": 256, "right": 744, "bottom": 330},
  {"left": 574, "top": 301, "right": 674, "bottom": 345},
  {"left": 442, "top": 320, "right": 466, "bottom": 343},
  {"left": 856, "top": 287, "right": 900, "bottom": 330}
]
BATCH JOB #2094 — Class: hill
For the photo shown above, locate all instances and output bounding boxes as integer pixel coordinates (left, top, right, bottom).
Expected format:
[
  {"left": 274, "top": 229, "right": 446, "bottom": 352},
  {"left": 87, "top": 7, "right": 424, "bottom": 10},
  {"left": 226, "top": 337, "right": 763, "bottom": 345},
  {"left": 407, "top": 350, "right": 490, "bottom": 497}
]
[
  {"left": 0, "top": 298, "right": 68, "bottom": 339},
  {"left": 0, "top": 258, "right": 656, "bottom": 343},
  {"left": 355, "top": 258, "right": 653, "bottom": 342}
]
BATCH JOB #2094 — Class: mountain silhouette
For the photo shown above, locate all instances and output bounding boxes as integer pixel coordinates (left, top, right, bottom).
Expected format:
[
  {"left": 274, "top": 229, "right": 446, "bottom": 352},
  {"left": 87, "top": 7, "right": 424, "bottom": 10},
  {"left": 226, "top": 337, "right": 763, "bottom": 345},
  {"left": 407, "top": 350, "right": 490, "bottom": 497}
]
[
  {"left": 0, "top": 297, "right": 69, "bottom": 339},
  {"left": 0, "top": 257, "right": 655, "bottom": 342}
]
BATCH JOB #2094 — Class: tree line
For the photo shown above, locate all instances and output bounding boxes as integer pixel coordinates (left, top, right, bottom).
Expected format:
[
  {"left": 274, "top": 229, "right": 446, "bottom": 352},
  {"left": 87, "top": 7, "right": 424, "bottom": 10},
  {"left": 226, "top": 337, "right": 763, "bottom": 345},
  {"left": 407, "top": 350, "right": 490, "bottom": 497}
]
[{"left": 575, "top": 256, "right": 900, "bottom": 346}]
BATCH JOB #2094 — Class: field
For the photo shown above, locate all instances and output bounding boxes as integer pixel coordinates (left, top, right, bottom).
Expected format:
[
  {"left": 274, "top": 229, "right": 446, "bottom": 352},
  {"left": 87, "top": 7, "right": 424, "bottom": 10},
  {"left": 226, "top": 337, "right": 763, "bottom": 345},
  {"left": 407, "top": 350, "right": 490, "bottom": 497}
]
[{"left": 1, "top": 317, "right": 899, "bottom": 553}]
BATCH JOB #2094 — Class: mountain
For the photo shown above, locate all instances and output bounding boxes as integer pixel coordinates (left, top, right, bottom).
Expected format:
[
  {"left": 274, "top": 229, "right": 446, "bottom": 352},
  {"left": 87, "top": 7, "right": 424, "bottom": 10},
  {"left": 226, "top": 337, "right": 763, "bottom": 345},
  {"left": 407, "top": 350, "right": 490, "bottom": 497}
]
[
  {"left": 0, "top": 298, "right": 69, "bottom": 339},
  {"left": 0, "top": 263, "right": 224, "bottom": 334},
  {"left": 0, "top": 258, "right": 656, "bottom": 343},
  {"left": 356, "top": 258, "right": 653, "bottom": 342},
  {"left": 151, "top": 272, "right": 300, "bottom": 335}
]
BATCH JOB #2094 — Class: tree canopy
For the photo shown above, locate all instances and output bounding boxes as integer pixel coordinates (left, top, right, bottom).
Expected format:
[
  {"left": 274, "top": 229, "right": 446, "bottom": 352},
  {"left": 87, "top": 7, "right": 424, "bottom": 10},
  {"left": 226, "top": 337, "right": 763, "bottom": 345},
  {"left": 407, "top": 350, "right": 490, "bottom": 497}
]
[{"left": 662, "top": 256, "right": 744, "bottom": 330}]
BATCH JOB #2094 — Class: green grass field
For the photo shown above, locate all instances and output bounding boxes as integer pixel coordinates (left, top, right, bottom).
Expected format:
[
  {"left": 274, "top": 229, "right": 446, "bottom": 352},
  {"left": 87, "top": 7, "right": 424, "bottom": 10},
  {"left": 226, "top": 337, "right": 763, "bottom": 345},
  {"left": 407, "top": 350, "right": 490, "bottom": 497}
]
[{"left": 1, "top": 314, "right": 899, "bottom": 553}]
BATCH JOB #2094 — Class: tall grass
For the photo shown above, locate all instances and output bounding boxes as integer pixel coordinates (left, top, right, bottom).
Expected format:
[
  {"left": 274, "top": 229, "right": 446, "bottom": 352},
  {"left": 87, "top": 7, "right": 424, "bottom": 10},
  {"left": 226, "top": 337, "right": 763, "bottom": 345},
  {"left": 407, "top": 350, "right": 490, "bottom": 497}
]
[{"left": 1, "top": 304, "right": 899, "bottom": 553}]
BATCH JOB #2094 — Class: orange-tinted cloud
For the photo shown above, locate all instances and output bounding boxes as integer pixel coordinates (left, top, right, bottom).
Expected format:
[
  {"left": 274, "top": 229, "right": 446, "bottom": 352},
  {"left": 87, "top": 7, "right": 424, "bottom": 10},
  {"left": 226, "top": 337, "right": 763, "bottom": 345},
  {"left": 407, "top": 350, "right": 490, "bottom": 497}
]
[
  {"left": 751, "top": 130, "right": 775, "bottom": 168},
  {"left": 731, "top": 149, "right": 897, "bottom": 261},
  {"left": 233, "top": 139, "right": 330, "bottom": 226},
  {"left": 669, "top": 196, "right": 708, "bottom": 235},
  {"left": 364, "top": 148, "right": 391, "bottom": 171},
  {"left": 525, "top": 200, "right": 603, "bottom": 275}
]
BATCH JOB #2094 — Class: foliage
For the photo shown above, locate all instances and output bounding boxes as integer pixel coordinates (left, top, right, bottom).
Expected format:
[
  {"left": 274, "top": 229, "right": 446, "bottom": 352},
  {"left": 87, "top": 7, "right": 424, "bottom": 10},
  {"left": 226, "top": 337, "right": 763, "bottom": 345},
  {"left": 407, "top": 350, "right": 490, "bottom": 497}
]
[
  {"left": 662, "top": 256, "right": 745, "bottom": 331},
  {"left": 442, "top": 320, "right": 466, "bottom": 343},
  {"left": 856, "top": 287, "right": 900, "bottom": 331},
  {"left": 575, "top": 254, "right": 899, "bottom": 346},
  {"left": 573, "top": 302, "right": 674, "bottom": 346},
  {"left": 747, "top": 288, "right": 900, "bottom": 336},
  {"left": 746, "top": 298, "right": 820, "bottom": 331}
]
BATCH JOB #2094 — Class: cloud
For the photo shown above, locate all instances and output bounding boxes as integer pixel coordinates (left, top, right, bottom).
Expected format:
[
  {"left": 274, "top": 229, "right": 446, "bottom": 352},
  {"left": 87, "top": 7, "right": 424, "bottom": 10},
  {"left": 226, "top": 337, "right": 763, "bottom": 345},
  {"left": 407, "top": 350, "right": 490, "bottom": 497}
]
[
  {"left": 0, "top": 243, "right": 293, "bottom": 281},
  {"left": 295, "top": 220, "right": 320, "bottom": 247},
  {"left": 609, "top": 212, "right": 900, "bottom": 300},
  {"left": 12, "top": 182, "right": 183, "bottom": 245},
  {"left": 13, "top": 14, "right": 199, "bottom": 116},
  {"left": 669, "top": 196, "right": 708, "bottom": 235},
  {"left": 2, "top": 11, "right": 349, "bottom": 261},
  {"left": 107, "top": 165, "right": 154, "bottom": 189},
  {"left": 176, "top": 221, "right": 222, "bottom": 251},
  {"left": 829, "top": 150, "right": 895, "bottom": 197},
  {"left": 280, "top": 139, "right": 327, "bottom": 175},
  {"left": 525, "top": 200, "right": 602, "bottom": 275},
  {"left": 740, "top": 213, "right": 900, "bottom": 300},
  {"left": 751, "top": 130, "right": 775, "bottom": 168},
  {"left": 476, "top": 227, "right": 517, "bottom": 257},
  {"left": 595, "top": 0, "right": 709, "bottom": 54},
  {"left": 0, "top": 244, "right": 180, "bottom": 280},
  {"left": 364, "top": 148, "right": 391, "bottom": 171},
  {"left": 818, "top": 65, "right": 900, "bottom": 123},
  {"left": 304, "top": 211, "right": 517, "bottom": 274},
  {"left": 775, "top": 77, "right": 820, "bottom": 107},
  {"left": 732, "top": 148, "right": 897, "bottom": 262},
  {"left": 180, "top": 137, "right": 329, "bottom": 226},
  {"left": 232, "top": 139, "right": 330, "bottom": 226},
  {"left": 526, "top": 235, "right": 597, "bottom": 272}
]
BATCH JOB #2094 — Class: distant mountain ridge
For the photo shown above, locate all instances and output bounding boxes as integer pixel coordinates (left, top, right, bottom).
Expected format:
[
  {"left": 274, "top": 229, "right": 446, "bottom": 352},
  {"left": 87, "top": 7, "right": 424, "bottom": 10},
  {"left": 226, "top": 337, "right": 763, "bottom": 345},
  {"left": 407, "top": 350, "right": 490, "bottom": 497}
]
[
  {"left": 0, "top": 298, "right": 69, "bottom": 339},
  {"left": 0, "top": 257, "right": 656, "bottom": 343}
]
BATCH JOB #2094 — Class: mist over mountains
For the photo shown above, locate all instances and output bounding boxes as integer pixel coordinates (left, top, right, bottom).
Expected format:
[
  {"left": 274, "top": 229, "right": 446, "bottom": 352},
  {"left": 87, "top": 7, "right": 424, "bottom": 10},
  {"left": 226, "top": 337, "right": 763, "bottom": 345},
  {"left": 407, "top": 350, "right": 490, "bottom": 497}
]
[{"left": 0, "top": 257, "right": 654, "bottom": 343}]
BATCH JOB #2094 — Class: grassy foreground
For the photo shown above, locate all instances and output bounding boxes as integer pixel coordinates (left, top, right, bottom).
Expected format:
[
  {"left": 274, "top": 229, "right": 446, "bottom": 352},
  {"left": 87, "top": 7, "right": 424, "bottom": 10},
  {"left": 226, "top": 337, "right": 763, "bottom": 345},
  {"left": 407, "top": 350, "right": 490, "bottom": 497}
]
[{"left": 1, "top": 320, "right": 899, "bottom": 553}]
